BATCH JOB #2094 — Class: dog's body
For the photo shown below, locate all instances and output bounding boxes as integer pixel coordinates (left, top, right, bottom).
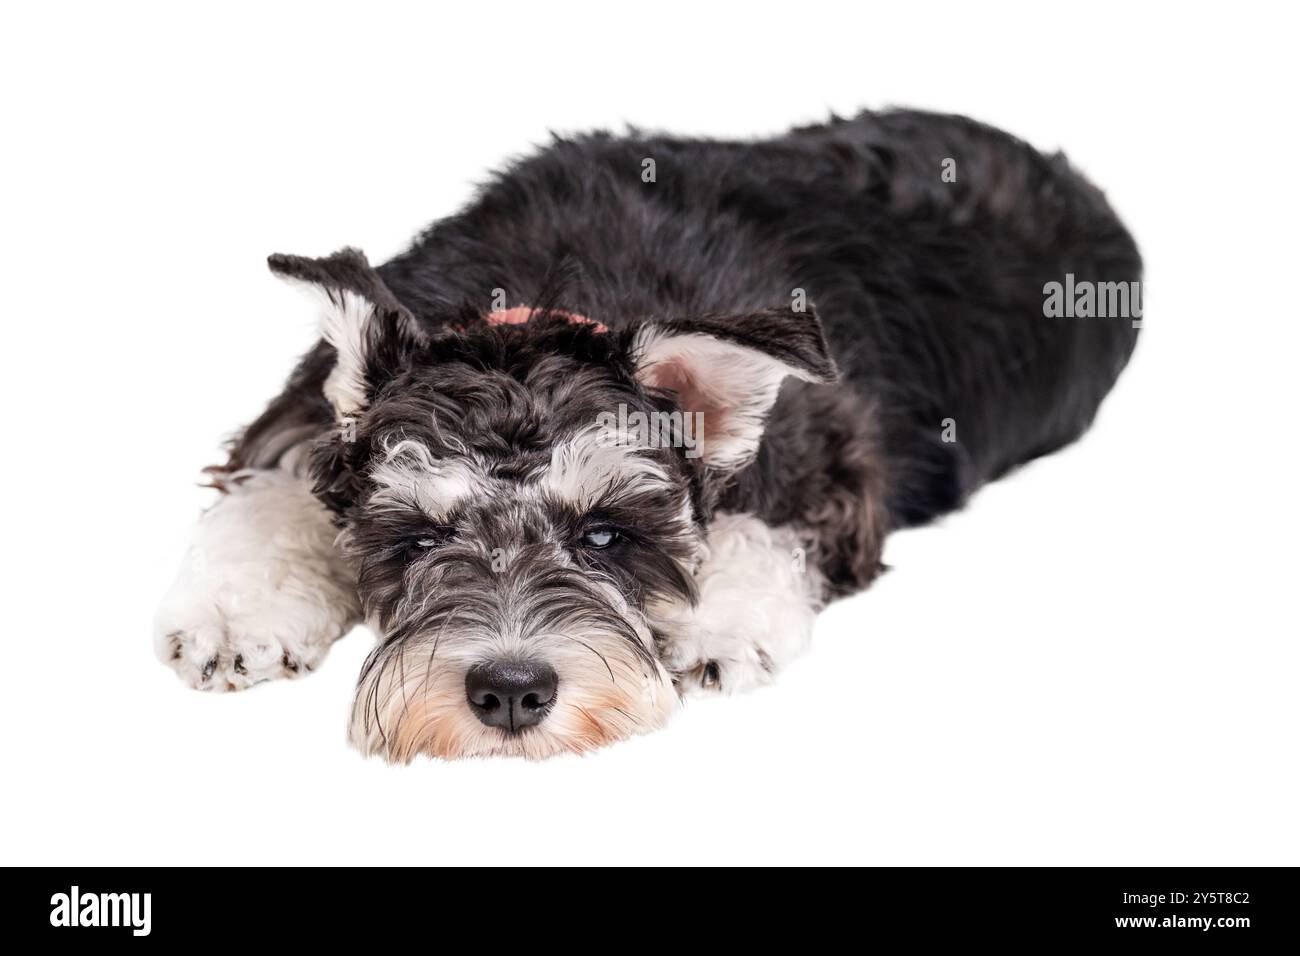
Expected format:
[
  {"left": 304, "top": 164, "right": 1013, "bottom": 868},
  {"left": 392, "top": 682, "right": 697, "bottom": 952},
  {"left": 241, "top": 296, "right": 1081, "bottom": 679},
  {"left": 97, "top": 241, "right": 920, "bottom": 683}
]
[{"left": 156, "top": 110, "right": 1141, "bottom": 759}]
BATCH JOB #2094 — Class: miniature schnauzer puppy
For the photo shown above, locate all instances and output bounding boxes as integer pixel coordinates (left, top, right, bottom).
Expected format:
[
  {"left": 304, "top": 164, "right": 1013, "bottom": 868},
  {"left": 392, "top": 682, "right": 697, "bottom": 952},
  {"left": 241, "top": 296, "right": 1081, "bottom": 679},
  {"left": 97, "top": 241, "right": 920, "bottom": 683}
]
[{"left": 155, "top": 110, "right": 1141, "bottom": 760}]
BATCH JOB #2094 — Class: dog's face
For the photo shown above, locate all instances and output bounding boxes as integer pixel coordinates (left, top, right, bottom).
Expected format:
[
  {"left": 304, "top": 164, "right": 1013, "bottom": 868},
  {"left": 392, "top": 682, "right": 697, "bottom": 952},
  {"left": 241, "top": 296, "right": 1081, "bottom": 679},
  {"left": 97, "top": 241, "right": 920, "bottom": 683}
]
[
  {"left": 341, "top": 333, "right": 701, "bottom": 760},
  {"left": 269, "top": 250, "right": 835, "bottom": 759}
]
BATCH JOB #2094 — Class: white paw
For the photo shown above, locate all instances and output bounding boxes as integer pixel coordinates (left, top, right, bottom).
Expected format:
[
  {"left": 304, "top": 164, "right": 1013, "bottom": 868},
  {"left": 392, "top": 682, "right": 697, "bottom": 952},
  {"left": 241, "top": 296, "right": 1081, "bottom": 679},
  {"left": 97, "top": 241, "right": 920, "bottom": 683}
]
[
  {"left": 155, "top": 566, "right": 350, "bottom": 690},
  {"left": 661, "top": 630, "right": 780, "bottom": 695},
  {"left": 155, "top": 470, "right": 358, "bottom": 691},
  {"left": 654, "top": 512, "right": 824, "bottom": 695}
]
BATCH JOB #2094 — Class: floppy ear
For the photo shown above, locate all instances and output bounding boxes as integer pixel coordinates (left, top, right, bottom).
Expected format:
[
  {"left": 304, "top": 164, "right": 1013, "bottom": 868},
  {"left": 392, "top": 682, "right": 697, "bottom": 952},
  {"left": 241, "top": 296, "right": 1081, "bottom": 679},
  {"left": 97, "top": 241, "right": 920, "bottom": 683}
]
[
  {"left": 268, "top": 248, "right": 422, "bottom": 418},
  {"left": 632, "top": 305, "right": 838, "bottom": 472}
]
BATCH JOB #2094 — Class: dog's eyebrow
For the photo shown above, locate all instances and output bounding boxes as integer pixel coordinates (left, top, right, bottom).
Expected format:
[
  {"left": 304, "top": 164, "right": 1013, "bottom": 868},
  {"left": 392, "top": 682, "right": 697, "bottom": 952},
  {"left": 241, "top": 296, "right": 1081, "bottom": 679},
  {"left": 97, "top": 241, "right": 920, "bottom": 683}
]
[
  {"left": 539, "top": 424, "right": 677, "bottom": 510},
  {"left": 369, "top": 441, "right": 485, "bottom": 520}
]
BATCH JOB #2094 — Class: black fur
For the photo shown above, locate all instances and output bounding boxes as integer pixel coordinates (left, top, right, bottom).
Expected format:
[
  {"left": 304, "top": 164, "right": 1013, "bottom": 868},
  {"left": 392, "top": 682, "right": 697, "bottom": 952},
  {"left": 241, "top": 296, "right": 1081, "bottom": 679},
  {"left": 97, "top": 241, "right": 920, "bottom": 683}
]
[{"left": 230, "top": 109, "right": 1140, "bottom": 599}]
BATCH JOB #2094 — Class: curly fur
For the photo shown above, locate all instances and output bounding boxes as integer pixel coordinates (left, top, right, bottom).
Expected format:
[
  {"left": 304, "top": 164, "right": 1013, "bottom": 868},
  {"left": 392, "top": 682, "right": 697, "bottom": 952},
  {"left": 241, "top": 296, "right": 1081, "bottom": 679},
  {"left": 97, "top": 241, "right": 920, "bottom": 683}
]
[{"left": 157, "top": 109, "right": 1141, "bottom": 759}]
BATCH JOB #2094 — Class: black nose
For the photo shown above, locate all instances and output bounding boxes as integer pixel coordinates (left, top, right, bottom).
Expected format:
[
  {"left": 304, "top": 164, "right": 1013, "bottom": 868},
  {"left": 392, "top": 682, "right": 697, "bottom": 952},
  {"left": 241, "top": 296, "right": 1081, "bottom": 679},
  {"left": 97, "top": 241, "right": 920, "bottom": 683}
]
[{"left": 465, "top": 660, "right": 558, "bottom": 732}]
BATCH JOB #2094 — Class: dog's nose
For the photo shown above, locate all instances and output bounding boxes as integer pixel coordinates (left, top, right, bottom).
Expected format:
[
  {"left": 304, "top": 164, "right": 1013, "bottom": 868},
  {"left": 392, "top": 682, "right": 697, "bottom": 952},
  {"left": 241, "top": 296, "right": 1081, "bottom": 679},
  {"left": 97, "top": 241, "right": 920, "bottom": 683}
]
[{"left": 465, "top": 660, "right": 558, "bottom": 732}]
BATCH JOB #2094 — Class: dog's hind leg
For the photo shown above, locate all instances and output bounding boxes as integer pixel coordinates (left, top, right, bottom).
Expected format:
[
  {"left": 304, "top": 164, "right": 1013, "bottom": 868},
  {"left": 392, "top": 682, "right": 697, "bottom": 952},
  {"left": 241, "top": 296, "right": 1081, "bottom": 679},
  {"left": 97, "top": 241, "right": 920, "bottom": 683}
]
[
  {"left": 155, "top": 347, "right": 360, "bottom": 691},
  {"left": 654, "top": 512, "right": 826, "bottom": 695}
]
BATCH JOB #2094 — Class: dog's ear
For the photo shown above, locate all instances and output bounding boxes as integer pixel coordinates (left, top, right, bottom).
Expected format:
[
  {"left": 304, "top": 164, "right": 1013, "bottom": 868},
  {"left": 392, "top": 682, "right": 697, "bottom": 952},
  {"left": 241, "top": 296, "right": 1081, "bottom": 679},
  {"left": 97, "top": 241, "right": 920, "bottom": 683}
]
[
  {"left": 632, "top": 305, "right": 837, "bottom": 472},
  {"left": 268, "top": 248, "right": 423, "bottom": 418}
]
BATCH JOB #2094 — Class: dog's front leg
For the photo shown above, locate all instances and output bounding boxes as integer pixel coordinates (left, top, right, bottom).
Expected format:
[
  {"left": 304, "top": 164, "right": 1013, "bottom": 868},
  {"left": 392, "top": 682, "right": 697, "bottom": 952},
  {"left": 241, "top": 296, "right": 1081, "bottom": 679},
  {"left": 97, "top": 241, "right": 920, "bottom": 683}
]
[
  {"left": 155, "top": 467, "right": 359, "bottom": 691},
  {"left": 656, "top": 512, "right": 825, "bottom": 695}
]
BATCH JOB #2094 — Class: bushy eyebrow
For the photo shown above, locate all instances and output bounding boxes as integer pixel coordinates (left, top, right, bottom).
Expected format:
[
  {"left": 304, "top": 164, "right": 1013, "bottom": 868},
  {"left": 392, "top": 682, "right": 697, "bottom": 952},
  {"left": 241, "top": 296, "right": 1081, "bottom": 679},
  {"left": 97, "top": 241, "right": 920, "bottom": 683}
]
[
  {"left": 368, "top": 440, "right": 489, "bottom": 520},
  {"left": 539, "top": 424, "right": 677, "bottom": 511}
]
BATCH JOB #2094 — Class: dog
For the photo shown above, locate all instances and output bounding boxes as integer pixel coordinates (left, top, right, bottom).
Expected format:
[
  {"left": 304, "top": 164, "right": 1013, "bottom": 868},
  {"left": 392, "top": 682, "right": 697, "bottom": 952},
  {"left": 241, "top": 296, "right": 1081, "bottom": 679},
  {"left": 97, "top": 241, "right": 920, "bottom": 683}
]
[{"left": 155, "top": 110, "right": 1141, "bottom": 760}]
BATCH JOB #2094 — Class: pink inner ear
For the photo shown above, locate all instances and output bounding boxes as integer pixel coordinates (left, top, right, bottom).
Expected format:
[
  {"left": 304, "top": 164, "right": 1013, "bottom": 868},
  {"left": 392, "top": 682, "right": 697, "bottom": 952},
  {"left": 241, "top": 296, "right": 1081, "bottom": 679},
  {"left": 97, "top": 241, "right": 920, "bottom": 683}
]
[
  {"left": 645, "top": 356, "right": 733, "bottom": 422},
  {"left": 637, "top": 333, "right": 792, "bottom": 469}
]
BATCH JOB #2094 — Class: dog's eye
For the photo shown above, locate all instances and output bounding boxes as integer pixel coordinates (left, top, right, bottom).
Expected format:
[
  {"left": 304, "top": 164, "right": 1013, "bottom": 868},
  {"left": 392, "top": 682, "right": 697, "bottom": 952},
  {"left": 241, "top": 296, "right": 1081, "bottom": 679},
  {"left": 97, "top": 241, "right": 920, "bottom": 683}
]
[
  {"left": 396, "top": 526, "right": 452, "bottom": 560},
  {"left": 399, "top": 539, "right": 436, "bottom": 561},
  {"left": 580, "top": 528, "right": 619, "bottom": 550}
]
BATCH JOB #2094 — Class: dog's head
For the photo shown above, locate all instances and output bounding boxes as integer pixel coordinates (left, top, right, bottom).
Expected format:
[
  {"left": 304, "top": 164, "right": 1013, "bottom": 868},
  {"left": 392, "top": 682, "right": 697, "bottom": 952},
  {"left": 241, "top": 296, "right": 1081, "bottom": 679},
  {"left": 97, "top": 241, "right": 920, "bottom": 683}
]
[{"left": 269, "top": 249, "right": 835, "bottom": 759}]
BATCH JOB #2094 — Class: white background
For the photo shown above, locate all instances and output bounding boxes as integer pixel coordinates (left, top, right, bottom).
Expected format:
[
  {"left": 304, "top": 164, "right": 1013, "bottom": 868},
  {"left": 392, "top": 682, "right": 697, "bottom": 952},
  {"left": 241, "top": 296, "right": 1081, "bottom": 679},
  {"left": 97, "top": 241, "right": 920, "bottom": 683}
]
[{"left": 2, "top": 2, "right": 1296, "bottom": 866}]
